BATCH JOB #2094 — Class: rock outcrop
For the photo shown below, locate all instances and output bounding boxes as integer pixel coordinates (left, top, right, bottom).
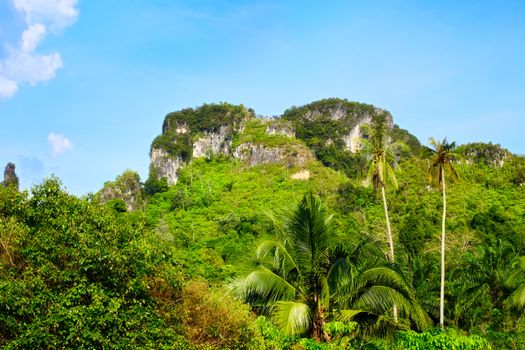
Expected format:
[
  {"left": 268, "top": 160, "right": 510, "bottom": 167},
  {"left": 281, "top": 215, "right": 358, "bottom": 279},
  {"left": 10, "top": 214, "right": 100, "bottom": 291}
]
[
  {"left": 2, "top": 162, "right": 19, "bottom": 190},
  {"left": 265, "top": 120, "right": 295, "bottom": 138},
  {"left": 233, "top": 142, "right": 312, "bottom": 168},
  {"left": 97, "top": 170, "right": 145, "bottom": 211},
  {"left": 282, "top": 98, "right": 395, "bottom": 154},
  {"left": 461, "top": 143, "right": 510, "bottom": 167},
  {"left": 148, "top": 99, "right": 414, "bottom": 186},
  {"left": 193, "top": 126, "right": 232, "bottom": 158},
  {"left": 150, "top": 148, "right": 185, "bottom": 185}
]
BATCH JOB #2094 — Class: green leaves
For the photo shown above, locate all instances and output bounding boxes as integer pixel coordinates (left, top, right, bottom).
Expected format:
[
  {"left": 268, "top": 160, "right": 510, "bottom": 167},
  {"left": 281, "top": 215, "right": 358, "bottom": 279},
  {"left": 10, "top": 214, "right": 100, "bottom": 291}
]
[
  {"left": 0, "top": 178, "right": 184, "bottom": 348},
  {"left": 273, "top": 301, "right": 312, "bottom": 336}
]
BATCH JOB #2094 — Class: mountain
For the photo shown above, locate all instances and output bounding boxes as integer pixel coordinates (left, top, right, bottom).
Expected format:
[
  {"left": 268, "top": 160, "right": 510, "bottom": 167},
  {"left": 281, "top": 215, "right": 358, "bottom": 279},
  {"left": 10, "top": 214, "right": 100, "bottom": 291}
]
[
  {"left": 147, "top": 98, "right": 421, "bottom": 186},
  {"left": 93, "top": 98, "right": 525, "bottom": 348}
]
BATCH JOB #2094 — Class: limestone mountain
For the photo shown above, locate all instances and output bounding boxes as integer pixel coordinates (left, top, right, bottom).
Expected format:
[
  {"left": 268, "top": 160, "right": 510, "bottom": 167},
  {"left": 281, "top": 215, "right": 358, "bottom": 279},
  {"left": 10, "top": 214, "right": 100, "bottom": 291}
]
[{"left": 147, "top": 98, "right": 420, "bottom": 185}]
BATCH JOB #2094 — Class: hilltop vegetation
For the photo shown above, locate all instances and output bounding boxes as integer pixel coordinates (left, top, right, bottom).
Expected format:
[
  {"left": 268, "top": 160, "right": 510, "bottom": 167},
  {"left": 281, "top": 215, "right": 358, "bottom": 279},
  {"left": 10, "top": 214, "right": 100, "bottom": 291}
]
[{"left": 1, "top": 99, "right": 525, "bottom": 349}]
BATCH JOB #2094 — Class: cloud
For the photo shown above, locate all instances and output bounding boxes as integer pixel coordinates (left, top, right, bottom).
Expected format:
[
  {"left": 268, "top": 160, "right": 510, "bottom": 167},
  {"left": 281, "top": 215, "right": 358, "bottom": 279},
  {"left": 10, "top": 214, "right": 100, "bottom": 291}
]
[
  {"left": 21, "top": 23, "right": 46, "bottom": 52},
  {"left": 0, "top": 75, "right": 18, "bottom": 99},
  {"left": 0, "top": 0, "right": 78, "bottom": 100},
  {"left": 48, "top": 132, "right": 73, "bottom": 155},
  {"left": 13, "top": 0, "right": 79, "bottom": 32}
]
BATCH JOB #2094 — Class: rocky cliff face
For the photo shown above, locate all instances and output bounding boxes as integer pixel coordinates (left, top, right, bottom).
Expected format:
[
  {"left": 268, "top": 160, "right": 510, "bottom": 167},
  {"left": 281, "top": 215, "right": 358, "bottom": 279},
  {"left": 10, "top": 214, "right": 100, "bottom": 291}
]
[
  {"left": 97, "top": 170, "right": 145, "bottom": 211},
  {"left": 2, "top": 162, "right": 19, "bottom": 190},
  {"left": 265, "top": 120, "right": 295, "bottom": 138},
  {"left": 282, "top": 98, "right": 395, "bottom": 154},
  {"left": 148, "top": 100, "right": 410, "bottom": 185},
  {"left": 193, "top": 126, "right": 232, "bottom": 158},
  {"left": 233, "top": 142, "right": 312, "bottom": 167},
  {"left": 150, "top": 148, "right": 186, "bottom": 185},
  {"left": 461, "top": 143, "right": 510, "bottom": 167}
]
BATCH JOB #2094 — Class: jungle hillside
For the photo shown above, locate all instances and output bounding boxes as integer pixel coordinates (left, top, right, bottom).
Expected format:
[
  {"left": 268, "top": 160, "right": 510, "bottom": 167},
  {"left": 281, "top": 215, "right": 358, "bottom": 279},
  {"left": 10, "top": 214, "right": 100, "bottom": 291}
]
[{"left": 1, "top": 99, "right": 525, "bottom": 349}]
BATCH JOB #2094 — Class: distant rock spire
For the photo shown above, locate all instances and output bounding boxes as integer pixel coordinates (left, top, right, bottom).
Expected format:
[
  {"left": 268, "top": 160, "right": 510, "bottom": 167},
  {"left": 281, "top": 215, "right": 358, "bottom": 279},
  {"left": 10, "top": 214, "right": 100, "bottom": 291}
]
[{"left": 2, "top": 162, "right": 19, "bottom": 190}]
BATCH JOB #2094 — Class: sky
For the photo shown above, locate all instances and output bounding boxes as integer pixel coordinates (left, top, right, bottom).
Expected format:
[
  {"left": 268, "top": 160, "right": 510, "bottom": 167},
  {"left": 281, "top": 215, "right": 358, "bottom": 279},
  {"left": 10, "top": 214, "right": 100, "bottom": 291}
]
[{"left": 1, "top": 0, "right": 524, "bottom": 195}]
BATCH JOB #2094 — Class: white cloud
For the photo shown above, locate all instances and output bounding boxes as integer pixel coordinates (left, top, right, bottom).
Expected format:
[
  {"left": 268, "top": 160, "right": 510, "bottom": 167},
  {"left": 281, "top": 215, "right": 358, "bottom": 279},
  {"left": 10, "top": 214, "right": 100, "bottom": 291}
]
[
  {"left": 1, "top": 44, "right": 63, "bottom": 86},
  {"left": 13, "top": 0, "right": 79, "bottom": 32},
  {"left": 21, "top": 23, "right": 46, "bottom": 52},
  {"left": 0, "top": 75, "right": 18, "bottom": 99},
  {"left": 0, "top": 0, "right": 78, "bottom": 100},
  {"left": 48, "top": 132, "right": 73, "bottom": 155}
]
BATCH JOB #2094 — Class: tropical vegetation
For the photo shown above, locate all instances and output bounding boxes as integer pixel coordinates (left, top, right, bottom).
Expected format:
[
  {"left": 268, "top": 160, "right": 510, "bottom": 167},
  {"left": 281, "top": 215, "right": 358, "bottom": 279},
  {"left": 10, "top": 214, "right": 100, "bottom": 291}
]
[{"left": 1, "top": 99, "right": 524, "bottom": 349}]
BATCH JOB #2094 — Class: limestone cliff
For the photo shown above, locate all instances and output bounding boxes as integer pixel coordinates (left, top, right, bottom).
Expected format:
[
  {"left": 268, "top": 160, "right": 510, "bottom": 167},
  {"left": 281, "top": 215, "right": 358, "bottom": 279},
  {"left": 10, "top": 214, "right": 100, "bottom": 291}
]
[
  {"left": 150, "top": 148, "right": 185, "bottom": 185},
  {"left": 282, "top": 98, "right": 395, "bottom": 153},
  {"left": 97, "top": 170, "right": 145, "bottom": 211},
  {"left": 2, "top": 162, "right": 19, "bottom": 190},
  {"left": 148, "top": 99, "right": 418, "bottom": 185}
]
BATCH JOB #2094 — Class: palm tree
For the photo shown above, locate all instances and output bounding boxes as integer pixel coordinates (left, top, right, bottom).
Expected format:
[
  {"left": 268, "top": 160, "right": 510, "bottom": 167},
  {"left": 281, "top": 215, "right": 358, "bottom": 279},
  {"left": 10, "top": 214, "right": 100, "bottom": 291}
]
[
  {"left": 427, "top": 137, "right": 459, "bottom": 328},
  {"left": 362, "top": 114, "right": 406, "bottom": 321},
  {"left": 231, "top": 193, "right": 430, "bottom": 340}
]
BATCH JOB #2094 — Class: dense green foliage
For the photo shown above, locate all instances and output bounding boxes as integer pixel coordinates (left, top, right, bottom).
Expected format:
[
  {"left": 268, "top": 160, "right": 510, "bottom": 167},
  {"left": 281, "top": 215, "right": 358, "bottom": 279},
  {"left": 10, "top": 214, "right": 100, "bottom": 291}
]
[
  {"left": 145, "top": 156, "right": 348, "bottom": 281},
  {"left": 2, "top": 99, "right": 525, "bottom": 348},
  {"left": 232, "top": 193, "right": 430, "bottom": 340},
  {"left": 0, "top": 179, "right": 265, "bottom": 349}
]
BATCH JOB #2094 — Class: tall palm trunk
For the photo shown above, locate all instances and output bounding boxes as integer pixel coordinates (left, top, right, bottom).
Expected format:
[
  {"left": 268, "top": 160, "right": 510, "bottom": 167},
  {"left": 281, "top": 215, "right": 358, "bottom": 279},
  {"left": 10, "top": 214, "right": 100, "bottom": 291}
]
[
  {"left": 440, "top": 170, "right": 446, "bottom": 328},
  {"left": 381, "top": 185, "right": 398, "bottom": 322}
]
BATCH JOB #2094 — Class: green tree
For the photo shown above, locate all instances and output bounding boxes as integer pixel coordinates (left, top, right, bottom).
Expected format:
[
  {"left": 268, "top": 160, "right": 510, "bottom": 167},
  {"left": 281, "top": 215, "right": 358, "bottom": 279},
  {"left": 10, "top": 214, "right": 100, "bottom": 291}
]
[
  {"left": 0, "top": 178, "right": 186, "bottom": 349},
  {"left": 427, "top": 137, "right": 459, "bottom": 329},
  {"left": 231, "top": 193, "right": 429, "bottom": 341},
  {"left": 362, "top": 114, "right": 406, "bottom": 322}
]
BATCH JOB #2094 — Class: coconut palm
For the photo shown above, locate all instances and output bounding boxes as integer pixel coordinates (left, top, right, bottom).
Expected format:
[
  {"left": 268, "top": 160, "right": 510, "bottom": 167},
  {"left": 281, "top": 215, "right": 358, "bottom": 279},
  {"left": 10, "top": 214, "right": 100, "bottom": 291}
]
[
  {"left": 362, "top": 114, "right": 401, "bottom": 262},
  {"left": 231, "top": 193, "right": 430, "bottom": 340},
  {"left": 362, "top": 114, "right": 406, "bottom": 321},
  {"left": 427, "top": 137, "right": 459, "bottom": 328}
]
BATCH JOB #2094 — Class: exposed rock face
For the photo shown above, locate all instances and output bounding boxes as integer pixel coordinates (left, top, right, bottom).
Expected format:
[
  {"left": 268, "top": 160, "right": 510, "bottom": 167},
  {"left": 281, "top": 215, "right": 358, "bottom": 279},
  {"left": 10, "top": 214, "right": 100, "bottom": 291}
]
[
  {"left": 282, "top": 99, "right": 395, "bottom": 155},
  {"left": 97, "top": 170, "right": 144, "bottom": 211},
  {"left": 303, "top": 104, "right": 346, "bottom": 121},
  {"left": 150, "top": 148, "right": 185, "bottom": 185},
  {"left": 342, "top": 116, "right": 372, "bottom": 153},
  {"left": 2, "top": 162, "right": 19, "bottom": 190},
  {"left": 233, "top": 143, "right": 311, "bottom": 167},
  {"left": 193, "top": 126, "right": 232, "bottom": 158},
  {"left": 265, "top": 120, "right": 295, "bottom": 138},
  {"left": 148, "top": 100, "right": 408, "bottom": 186},
  {"left": 291, "top": 169, "right": 310, "bottom": 180},
  {"left": 462, "top": 143, "right": 510, "bottom": 167},
  {"left": 339, "top": 108, "right": 394, "bottom": 153}
]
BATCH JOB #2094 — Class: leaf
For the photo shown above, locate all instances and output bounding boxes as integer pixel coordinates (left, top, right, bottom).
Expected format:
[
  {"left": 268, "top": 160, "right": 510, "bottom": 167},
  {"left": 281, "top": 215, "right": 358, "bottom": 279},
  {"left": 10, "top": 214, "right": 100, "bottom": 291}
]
[{"left": 273, "top": 301, "right": 312, "bottom": 336}]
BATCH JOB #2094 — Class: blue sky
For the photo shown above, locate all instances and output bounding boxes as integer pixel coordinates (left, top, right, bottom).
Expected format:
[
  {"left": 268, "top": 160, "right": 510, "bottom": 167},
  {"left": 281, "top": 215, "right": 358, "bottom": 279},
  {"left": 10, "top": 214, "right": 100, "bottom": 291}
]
[{"left": 1, "top": 0, "right": 524, "bottom": 195}]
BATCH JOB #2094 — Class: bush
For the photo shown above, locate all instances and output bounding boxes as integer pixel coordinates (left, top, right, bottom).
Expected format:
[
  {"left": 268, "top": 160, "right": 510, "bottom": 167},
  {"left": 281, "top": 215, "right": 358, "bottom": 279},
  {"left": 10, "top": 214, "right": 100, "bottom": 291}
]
[
  {"left": 395, "top": 328, "right": 491, "bottom": 350},
  {"left": 177, "top": 281, "right": 265, "bottom": 349}
]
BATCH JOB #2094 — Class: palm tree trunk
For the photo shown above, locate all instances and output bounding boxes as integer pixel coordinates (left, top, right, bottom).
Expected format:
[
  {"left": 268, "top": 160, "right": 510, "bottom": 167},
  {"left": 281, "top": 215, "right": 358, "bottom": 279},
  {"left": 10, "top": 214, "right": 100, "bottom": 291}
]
[
  {"left": 440, "top": 170, "right": 446, "bottom": 328},
  {"left": 381, "top": 185, "right": 398, "bottom": 322},
  {"left": 311, "top": 306, "right": 330, "bottom": 342}
]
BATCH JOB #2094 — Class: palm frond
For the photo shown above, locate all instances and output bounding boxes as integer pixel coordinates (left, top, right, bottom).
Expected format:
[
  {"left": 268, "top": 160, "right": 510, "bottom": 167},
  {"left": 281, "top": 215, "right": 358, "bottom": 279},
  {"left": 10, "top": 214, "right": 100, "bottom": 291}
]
[
  {"left": 273, "top": 301, "right": 312, "bottom": 336},
  {"left": 284, "top": 192, "right": 330, "bottom": 270},
  {"left": 256, "top": 239, "right": 299, "bottom": 278},
  {"left": 385, "top": 165, "right": 399, "bottom": 190},
  {"left": 510, "top": 284, "right": 525, "bottom": 308},
  {"left": 336, "top": 309, "right": 365, "bottom": 323},
  {"left": 231, "top": 266, "right": 297, "bottom": 303},
  {"left": 353, "top": 286, "right": 430, "bottom": 330}
]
